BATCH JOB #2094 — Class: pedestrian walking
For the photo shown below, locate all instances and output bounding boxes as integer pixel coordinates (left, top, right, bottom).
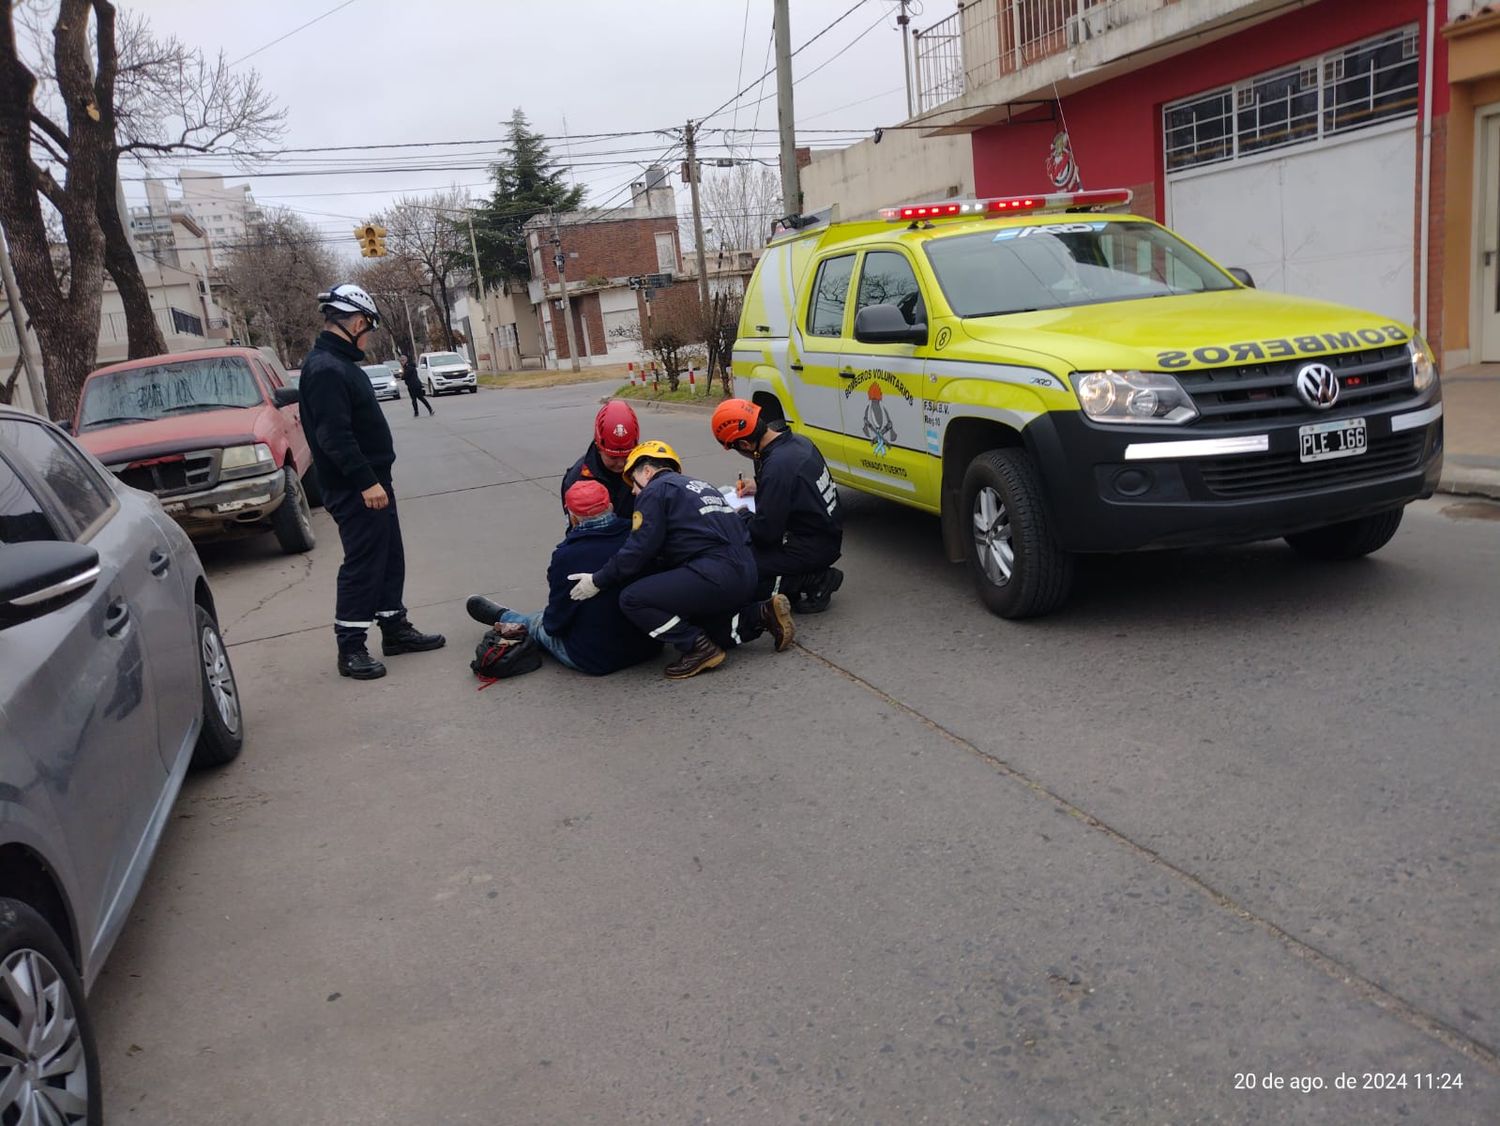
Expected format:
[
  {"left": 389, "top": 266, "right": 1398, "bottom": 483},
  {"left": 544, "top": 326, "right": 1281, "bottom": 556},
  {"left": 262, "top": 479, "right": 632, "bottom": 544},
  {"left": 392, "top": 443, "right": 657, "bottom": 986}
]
[
  {"left": 298, "top": 285, "right": 445, "bottom": 679},
  {"left": 402, "top": 351, "right": 434, "bottom": 417}
]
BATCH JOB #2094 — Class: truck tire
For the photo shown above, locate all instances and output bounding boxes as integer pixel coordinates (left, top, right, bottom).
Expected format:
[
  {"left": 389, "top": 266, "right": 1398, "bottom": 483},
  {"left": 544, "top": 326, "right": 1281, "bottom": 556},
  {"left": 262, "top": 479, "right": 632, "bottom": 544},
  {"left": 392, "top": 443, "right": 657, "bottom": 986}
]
[
  {"left": 1284, "top": 507, "right": 1404, "bottom": 561},
  {"left": 191, "top": 603, "right": 244, "bottom": 768},
  {"left": 301, "top": 464, "right": 323, "bottom": 509},
  {"left": 961, "top": 448, "right": 1074, "bottom": 619},
  {"left": 271, "top": 467, "right": 316, "bottom": 554}
]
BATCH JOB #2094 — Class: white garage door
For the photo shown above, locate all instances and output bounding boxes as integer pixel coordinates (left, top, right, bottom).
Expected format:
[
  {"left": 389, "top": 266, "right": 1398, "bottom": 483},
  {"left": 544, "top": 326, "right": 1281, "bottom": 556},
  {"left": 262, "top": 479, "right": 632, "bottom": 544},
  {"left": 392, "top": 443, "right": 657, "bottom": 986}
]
[{"left": 1169, "top": 122, "right": 1415, "bottom": 323}]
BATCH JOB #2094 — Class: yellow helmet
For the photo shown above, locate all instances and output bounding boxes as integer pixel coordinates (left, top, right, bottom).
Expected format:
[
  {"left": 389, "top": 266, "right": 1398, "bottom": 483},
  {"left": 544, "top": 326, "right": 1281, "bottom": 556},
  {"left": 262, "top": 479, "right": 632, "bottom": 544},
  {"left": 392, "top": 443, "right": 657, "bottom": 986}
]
[{"left": 622, "top": 439, "right": 681, "bottom": 477}]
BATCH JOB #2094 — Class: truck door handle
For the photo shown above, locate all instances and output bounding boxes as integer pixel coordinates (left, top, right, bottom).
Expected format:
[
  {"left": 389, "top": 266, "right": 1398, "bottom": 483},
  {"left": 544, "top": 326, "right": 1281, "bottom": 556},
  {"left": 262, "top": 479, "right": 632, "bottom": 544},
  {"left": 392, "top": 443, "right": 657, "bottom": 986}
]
[
  {"left": 104, "top": 599, "right": 131, "bottom": 638},
  {"left": 789, "top": 362, "right": 803, "bottom": 372},
  {"left": 839, "top": 368, "right": 858, "bottom": 378},
  {"left": 148, "top": 548, "right": 171, "bottom": 577}
]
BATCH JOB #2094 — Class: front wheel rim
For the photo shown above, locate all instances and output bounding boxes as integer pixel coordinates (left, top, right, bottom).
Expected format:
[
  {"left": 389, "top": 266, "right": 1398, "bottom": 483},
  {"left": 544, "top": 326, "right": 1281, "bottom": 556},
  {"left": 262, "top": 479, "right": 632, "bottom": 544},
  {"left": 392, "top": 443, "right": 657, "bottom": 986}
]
[
  {"left": 0, "top": 949, "right": 91, "bottom": 1123},
  {"left": 201, "top": 626, "right": 241, "bottom": 735},
  {"left": 972, "top": 486, "right": 1015, "bottom": 587}
]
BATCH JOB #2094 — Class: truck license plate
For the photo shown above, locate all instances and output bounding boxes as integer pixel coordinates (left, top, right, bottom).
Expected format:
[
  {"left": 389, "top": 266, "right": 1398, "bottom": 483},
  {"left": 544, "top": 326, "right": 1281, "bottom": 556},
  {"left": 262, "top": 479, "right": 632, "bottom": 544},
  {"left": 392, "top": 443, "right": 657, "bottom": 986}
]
[{"left": 1299, "top": 417, "right": 1367, "bottom": 463}]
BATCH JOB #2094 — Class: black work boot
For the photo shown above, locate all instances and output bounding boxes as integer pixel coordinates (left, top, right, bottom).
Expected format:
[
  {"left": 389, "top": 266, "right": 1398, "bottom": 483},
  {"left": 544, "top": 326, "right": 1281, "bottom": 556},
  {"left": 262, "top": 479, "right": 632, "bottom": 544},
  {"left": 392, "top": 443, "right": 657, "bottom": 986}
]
[
  {"left": 663, "top": 635, "right": 726, "bottom": 680},
  {"left": 379, "top": 616, "right": 447, "bottom": 656},
  {"left": 759, "top": 592, "right": 796, "bottom": 652},
  {"left": 338, "top": 642, "right": 387, "bottom": 680},
  {"left": 797, "top": 567, "right": 844, "bottom": 614},
  {"left": 466, "top": 595, "right": 510, "bottom": 627}
]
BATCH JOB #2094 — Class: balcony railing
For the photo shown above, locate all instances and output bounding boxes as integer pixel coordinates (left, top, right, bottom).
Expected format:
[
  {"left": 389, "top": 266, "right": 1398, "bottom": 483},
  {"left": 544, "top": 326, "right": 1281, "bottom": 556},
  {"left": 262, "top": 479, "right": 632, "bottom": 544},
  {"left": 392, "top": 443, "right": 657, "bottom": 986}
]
[{"left": 913, "top": 0, "right": 1150, "bottom": 113}]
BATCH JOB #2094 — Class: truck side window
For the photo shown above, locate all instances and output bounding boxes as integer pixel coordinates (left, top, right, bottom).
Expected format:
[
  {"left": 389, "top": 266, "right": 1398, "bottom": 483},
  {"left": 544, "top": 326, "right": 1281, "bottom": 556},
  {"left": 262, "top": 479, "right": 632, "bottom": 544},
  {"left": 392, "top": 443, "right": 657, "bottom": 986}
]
[
  {"left": 856, "top": 251, "right": 926, "bottom": 326},
  {"left": 807, "top": 255, "right": 856, "bottom": 337}
]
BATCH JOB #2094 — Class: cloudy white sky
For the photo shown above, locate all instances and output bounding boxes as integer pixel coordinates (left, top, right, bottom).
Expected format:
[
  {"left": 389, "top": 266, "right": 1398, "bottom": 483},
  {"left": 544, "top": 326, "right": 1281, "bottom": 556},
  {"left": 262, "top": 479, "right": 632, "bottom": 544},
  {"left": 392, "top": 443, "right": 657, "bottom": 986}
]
[{"left": 129, "top": 0, "right": 936, "bottom": 259}]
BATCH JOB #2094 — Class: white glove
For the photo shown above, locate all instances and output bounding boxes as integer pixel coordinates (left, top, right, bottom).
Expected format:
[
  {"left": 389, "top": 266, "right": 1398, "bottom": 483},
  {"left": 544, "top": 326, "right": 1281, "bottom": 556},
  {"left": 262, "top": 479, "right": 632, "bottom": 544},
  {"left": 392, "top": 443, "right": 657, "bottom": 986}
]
[{"left": 568, "top": 572, "right": 599, "bottom": 601}]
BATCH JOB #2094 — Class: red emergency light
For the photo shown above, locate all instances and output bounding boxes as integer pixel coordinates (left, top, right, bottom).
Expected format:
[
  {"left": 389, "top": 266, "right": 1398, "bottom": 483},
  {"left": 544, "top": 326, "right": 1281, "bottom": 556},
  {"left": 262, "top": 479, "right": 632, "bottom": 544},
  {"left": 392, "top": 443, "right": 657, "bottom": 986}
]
[{"left": 880, "top": 188, "right": 1133, "bottom": 222}]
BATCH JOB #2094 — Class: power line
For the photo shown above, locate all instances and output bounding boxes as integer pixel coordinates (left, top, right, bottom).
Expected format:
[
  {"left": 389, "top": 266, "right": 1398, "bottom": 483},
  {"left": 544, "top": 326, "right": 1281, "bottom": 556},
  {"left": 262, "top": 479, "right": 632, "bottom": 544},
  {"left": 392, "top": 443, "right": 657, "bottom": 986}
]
[
  {"left": 228, "top": 0, "right": 361, "bottom": 66},
  {"left": 724, "top": 10, "right": 891, "bottom": 118}
]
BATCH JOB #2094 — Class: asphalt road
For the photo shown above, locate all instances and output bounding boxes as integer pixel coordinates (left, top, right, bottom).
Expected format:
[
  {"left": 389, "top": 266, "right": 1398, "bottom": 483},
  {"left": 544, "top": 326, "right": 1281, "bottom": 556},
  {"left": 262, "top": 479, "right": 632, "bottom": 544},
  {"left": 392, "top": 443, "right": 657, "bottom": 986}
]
[{"left": 90, "top": 382, "right": 1499, "bottom": 1124}]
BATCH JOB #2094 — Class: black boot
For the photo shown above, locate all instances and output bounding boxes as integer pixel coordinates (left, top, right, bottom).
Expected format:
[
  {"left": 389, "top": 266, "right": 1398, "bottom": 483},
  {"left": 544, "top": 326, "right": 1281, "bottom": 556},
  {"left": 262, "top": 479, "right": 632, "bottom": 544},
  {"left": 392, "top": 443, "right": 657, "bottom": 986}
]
[
  {"left": 380, "top": 616, "right": 447, "bottom": 656},
  {"left": 797, "top": 567, "right": 843, "bottom": 614},
  {"left": 466, "top": 595, "right": 510, "bottom": 627},
  {"left": 338, "top": 642, "right": 387, "bottom": 680},
  {"left": 663, "top": 634, "right": 726, "bottom": 680}
]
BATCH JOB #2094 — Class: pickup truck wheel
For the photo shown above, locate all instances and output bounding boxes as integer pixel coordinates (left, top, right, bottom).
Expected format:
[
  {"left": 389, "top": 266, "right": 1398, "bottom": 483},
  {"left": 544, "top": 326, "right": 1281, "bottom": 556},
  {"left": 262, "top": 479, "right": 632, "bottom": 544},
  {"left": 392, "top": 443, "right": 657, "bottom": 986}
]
[
  {"left": 962, "top": 449, "right": 1073, "bottom": 619},
  {"left": 192, "top": 604, "right": 243, "bottom": 768},
  {"left": 271, "top": 467, "right": 316, "bottom": 554},
  {"left": 1285, "top": 507, "right": 1404, "bottom": 561},
  {"left": 301, "top": 464, "right": 323, "bottom": 509},
  {"left": 0, "top": 899, "right": 101, "bottom": 1125}
]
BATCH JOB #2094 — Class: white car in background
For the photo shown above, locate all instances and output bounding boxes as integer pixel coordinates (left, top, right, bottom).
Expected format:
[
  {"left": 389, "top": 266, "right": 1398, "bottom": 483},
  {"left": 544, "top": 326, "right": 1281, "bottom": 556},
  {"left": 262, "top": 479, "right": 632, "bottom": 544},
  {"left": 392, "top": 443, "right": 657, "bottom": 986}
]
[
  {"left": 361, "top": 363, "right": 401, "bottom": 401},
  {"left": 417, "top": 351, "right": 477, "bottom": 395}
]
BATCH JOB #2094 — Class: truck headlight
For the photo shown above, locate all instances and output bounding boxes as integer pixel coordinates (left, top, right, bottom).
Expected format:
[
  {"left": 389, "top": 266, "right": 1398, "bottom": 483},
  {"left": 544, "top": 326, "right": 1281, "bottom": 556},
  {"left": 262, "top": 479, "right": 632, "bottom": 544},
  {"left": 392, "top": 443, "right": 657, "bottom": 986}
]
[
  {"left": 1410, "top": 336, "right": 1437, "bottom": 392},
  {"left": 1072, "top": 370, "right": 1198, "bottom": 424},
  {"left": 219, "top": 443, "right": 275, "bottom": 480}
]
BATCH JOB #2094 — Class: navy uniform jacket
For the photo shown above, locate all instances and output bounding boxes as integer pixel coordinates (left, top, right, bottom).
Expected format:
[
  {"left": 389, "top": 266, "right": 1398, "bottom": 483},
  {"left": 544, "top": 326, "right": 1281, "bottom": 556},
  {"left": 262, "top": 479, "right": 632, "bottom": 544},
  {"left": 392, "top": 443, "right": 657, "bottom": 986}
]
[
  {"left": 561, "top": 443, "right": 634, "bottom": 520},
  {"left": 593, "top": 470, "right": 753, "bottom": 590},
  {"left": 747, "top": 424, "right": 842, "bottom": 554},
  {"left": 298, "top": 332, "right": 394, "bottom": 493},
  {"left": 541, "top": 516, "right": 661, "bottom": 675}
]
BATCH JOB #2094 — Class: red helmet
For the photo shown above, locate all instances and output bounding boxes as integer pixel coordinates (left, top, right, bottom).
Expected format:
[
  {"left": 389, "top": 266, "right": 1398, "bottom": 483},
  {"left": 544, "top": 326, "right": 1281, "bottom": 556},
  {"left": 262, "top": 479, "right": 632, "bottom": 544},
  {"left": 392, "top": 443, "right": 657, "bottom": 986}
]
[
  {"left": 711, "top": 398, "right": 762, "bottom": 448},
  {"left": 594, "top": 400, "right": 640, "bottom": 457}
]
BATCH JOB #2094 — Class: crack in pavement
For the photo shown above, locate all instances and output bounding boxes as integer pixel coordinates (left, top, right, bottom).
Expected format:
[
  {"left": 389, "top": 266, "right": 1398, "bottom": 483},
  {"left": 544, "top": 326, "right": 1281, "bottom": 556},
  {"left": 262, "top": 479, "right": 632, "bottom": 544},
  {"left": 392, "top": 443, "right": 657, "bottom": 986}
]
[
  {"left": 790, "top": 639, "right": 1500, "bottom": 1074},
  {"left": 225, "top": 553, "right": 315, "bottom": 636}
]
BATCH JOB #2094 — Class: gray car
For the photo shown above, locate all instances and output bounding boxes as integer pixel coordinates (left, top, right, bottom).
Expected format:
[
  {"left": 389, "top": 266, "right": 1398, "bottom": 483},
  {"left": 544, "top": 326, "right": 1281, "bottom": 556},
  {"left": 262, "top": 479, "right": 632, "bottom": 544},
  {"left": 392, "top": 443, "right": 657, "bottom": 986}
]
[{"left": 0, "top": 406, "right": 243, "bottom": 1123}]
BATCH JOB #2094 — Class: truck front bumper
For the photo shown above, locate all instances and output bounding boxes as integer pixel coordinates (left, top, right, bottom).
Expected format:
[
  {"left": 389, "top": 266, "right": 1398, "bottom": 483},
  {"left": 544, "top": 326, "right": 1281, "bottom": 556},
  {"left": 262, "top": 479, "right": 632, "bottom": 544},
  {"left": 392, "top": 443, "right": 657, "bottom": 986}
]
[
  {"left": 1027, "top": 396, "right": 1444, "bottom": 553},
  {"left": 156, "top": 467, "right": 287, "bottom": 538}
]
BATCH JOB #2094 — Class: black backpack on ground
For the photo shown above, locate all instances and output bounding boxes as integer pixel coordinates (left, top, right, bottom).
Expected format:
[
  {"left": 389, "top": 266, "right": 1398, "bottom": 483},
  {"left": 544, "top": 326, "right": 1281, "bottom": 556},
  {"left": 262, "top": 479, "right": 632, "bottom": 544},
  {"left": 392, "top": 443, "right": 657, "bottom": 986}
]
[{"left": 471, "top": 629, "right": 543, "bottom": 683}]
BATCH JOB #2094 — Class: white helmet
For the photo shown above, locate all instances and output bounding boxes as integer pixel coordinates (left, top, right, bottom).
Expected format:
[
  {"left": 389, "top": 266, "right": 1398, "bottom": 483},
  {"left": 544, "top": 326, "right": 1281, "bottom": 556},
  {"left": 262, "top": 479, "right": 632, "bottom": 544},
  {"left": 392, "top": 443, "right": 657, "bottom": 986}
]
[{"left": 317, "top": 283, "right": 381, "bottom": 326}]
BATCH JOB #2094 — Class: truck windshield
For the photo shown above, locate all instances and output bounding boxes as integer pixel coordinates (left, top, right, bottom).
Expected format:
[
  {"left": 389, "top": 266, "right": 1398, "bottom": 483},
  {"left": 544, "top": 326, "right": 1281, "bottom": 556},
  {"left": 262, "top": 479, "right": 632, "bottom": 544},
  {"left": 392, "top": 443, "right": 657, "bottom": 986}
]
[
  {"left": 78, "top": 357, "right": 262, "bottom": 431},
  {"left": 426, "top": 353, "right": 467, "bottom": 366},
  {"left": 923, "top": 220, "right": 1237, "bottom": 318}
]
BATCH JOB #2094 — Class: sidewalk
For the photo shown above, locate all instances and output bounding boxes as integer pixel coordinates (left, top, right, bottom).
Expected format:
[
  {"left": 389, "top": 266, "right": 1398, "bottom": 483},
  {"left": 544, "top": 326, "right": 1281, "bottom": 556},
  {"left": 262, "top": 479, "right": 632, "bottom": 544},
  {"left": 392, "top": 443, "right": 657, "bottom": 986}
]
[{"left": 1439, "top": 362, "right": 1500, "bottom": 500}]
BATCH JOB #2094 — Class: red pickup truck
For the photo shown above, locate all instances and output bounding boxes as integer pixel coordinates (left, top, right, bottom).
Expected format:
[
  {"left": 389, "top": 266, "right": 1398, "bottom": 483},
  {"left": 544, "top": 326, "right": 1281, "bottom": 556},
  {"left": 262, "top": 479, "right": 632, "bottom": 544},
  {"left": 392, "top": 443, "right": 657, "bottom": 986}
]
[{"left": 71, "top": 347, "right": 319, "bottom": 554}]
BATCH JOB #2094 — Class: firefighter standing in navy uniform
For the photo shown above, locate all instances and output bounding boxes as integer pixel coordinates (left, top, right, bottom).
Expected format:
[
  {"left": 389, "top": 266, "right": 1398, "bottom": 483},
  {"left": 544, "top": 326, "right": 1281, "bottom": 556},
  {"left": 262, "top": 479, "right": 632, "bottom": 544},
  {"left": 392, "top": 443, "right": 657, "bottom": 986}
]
[
  {"left": 567, "top": 440, "right": 796, "bottom": 679},
  {"left": 298, "top": 284, "right": 445, "bottom": 679},
  {"left": 560, "top": 399, "right": 639, "bottom": 519},
  {"left": 711, "top": 399, "right": 844, "bottom": 612}
]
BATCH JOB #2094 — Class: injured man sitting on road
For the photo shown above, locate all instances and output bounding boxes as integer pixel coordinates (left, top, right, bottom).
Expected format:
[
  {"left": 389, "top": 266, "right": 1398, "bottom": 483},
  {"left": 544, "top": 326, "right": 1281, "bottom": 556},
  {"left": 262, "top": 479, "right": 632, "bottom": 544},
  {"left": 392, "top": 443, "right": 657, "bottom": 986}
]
[{"left": 465, "top": 479, "right": 662, "bottom": 675}]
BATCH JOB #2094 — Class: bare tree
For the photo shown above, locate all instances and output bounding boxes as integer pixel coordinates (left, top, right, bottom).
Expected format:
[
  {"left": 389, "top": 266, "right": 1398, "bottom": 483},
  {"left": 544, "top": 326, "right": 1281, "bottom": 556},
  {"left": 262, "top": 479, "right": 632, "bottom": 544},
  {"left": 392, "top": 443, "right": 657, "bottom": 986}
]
[
  {"left": 607, "top": 289, "right": 707, "bottom": 391},
  {"left": 352, "top": 253, "right": 427, "bottom": 360},
  {"left": 18, "top": 2, "right": 282, "bottom": 360},
  {"left": 698, "top": 163, "right": 781, "bottom": 252},
  {"left": 380, "top": 188, "right": 470, "bottom": 352},
  {"left": 218, "top": 208, "right": 336, "bottom": 368}
]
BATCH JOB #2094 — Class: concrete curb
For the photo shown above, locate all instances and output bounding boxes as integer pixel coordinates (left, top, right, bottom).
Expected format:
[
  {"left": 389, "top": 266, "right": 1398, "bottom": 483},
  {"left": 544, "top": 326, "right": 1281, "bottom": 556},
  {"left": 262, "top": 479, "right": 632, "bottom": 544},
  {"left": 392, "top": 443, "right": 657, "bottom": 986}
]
[
  {"left": 1437, "top": 467, "right": 1500, "bottom": 501},
  {"left": 599, "top": 396, "right": 718, "bottom": 416}
]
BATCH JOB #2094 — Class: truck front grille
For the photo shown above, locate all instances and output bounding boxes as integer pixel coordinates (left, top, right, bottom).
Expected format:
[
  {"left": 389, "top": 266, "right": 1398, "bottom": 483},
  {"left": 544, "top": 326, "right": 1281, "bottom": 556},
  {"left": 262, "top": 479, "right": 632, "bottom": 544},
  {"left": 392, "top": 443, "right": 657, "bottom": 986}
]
[
  {"left": 114, "top": 450, "right": 217, "bottom": 496},
  {"left": 1178, "top": 345, "right": 1414, "bottom": 426},
  {"left": 1198, "top": 430, "right": 1428, "bottom": 499}
]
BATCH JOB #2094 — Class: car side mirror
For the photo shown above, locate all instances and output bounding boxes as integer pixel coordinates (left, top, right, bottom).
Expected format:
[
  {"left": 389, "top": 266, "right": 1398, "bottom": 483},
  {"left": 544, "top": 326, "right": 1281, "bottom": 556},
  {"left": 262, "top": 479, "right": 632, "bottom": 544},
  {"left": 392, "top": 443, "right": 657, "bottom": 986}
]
[
  {"left": 272, "top": 386, "right": 299, "bottom": 407},
  {"left": 853, "top": 304, "right": 927, "bottom": 346},
  {"left": 1228, "top": 267, "right": 1256, "bottom": 288},
  {"left": 0, "top": 542, "right": 101, "bottom": 631}
]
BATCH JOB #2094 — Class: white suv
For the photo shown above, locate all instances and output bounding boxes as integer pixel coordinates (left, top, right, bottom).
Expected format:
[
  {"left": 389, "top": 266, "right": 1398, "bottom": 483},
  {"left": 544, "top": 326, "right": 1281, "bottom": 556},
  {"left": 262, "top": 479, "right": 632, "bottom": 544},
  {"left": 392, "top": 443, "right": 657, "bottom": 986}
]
[{"left": 417, "top": 351, "right": 477, "bottom": 395}]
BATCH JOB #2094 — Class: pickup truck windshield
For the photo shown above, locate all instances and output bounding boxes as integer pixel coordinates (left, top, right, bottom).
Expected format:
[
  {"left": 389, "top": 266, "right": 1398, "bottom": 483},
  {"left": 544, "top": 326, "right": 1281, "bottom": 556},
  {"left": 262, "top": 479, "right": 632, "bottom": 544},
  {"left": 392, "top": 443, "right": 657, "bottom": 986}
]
[
  {"left": 426, "top": 353, "right": 467, "bottom": 366},
  {"left": 923, "top": 220, "right": 1237, "bottom": 319},
  {"left": 78, "top": 357, "right": 262, "bottom": 431}
]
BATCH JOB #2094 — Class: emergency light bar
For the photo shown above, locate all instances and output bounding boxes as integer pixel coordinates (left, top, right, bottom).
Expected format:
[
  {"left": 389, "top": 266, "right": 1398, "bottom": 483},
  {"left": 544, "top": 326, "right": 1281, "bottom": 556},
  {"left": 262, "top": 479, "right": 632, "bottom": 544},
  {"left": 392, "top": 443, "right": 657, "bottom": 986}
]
[{"left": 880, "top": 189, "right": 1133, "bottom": 222}]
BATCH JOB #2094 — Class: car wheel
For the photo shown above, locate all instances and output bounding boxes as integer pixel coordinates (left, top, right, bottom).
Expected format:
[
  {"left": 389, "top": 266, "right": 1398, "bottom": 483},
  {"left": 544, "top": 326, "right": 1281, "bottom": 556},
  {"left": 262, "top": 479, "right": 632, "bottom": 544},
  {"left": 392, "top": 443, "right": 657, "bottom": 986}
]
[
  {"left": 468, "top": 386, "right": 478, "bottom": 394},
  {"left": 192, "top": 604, "right": 243, "bottom": 768},
  {"left": 961, "top": 448, "right": 1073, "bottom": 619},
  {"left": 0, "top": 898, "right": 101, "bottom": 1125},
  {"left": 301, "top": 464, "right": 323, "bottom": 509},
  {"left": 1285, "top": 507, "right": 1404, "bottom": 561},
  {"left": 271, "top": 467, "right": 316, "bottom": 554}
]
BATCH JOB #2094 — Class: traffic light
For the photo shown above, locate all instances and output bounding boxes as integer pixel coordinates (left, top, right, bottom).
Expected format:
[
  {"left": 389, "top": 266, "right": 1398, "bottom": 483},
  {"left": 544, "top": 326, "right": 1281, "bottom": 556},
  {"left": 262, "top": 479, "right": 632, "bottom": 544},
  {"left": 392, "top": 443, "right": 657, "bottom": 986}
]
[{"left": 355, "top": 222, "right": 388, "bottom": 257}]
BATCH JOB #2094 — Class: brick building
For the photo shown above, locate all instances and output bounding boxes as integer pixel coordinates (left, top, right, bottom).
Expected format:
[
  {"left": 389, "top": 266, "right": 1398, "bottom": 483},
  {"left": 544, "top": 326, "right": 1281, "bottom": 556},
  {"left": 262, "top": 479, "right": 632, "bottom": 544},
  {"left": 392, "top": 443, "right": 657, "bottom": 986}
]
[{"left": 524, "top": 168, "right": 696, "bottom": 366}]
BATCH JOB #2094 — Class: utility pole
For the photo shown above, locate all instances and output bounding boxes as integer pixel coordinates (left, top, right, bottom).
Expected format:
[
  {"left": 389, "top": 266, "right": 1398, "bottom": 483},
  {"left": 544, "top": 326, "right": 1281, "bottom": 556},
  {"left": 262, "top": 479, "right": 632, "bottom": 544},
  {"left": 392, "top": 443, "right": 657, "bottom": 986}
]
[
  {"left": 898, "top": 0, "right": 915, "bottom": 118},
  {"left": 773, "top": 0, "right": 800, "bottom": 217},
  {"left": 550, "top": 213, "right": 581, "bottom": 372},
  {"left": 402, "top": 296, "right": 418, "bottom": 356},
  {"left": 0, "top": 231, "right": 46, "bottom": 416},
  {"left": 465, "top": 212, "right": 492, "bottom": 371},
  {"left": 684, "top": 120, "right": 712, "bottom": 309}
]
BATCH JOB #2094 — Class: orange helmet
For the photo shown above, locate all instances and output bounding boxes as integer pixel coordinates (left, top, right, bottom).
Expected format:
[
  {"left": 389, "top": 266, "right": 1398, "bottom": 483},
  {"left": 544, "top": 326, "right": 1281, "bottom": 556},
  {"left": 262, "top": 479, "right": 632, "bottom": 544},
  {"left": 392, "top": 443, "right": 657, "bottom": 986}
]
[
  {"left": 594, "top": 400, "right": 640, "bottom": 457},
  {"left": 711, "top": 398, "right": 763, "bottom": 448}
]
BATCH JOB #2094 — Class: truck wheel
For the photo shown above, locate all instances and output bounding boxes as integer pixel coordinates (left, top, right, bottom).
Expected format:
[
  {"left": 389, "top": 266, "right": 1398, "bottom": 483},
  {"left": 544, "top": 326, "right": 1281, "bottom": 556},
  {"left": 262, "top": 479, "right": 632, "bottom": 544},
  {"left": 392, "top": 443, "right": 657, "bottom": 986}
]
[
  {"left": 961, "top": 449, "right": 1074, "bottom": 619},
  {"left": 301, "top": 464, "right": 323, "bottom": 509},
  {"left": 271, "top": 467, "right": 316, "bottom": 554},
  {"left": 1285, "top": 508, "right": 1404, "bottom": 561},
  {"left": 191, "top": 604, "right": 243, "bottom": 768},
  {"left": 0, "top": 899, "right": 101, "bottom": 1125}
]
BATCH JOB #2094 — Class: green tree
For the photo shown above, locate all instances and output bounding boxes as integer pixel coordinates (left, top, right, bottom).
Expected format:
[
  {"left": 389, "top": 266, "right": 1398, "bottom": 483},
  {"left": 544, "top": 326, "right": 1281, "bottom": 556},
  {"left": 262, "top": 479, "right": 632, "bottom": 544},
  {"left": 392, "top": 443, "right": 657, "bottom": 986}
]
[{"left": 470, "top": 109, "right": 583, "bottom": 292}]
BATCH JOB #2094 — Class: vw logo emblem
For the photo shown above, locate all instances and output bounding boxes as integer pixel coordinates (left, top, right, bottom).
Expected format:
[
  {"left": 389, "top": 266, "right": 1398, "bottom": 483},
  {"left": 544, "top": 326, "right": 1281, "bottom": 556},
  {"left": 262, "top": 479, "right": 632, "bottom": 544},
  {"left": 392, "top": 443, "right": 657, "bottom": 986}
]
[{"left": 1296, "top": 362, "right": 1340, "bottom": 409}]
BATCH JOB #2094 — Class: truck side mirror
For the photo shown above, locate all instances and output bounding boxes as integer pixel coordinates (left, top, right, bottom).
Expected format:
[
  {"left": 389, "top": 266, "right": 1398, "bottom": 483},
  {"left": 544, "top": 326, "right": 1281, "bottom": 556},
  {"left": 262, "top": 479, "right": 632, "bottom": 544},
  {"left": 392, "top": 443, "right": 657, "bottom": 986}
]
[
  {"left": 272, "top": 386, "right": 299, "bottom": 407},
  {"left": 1228, "top": 267, "right": 1256, "bottom": 288},
  {"left": 853, "top": 304, "right": 927, "bottom": 346}
]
